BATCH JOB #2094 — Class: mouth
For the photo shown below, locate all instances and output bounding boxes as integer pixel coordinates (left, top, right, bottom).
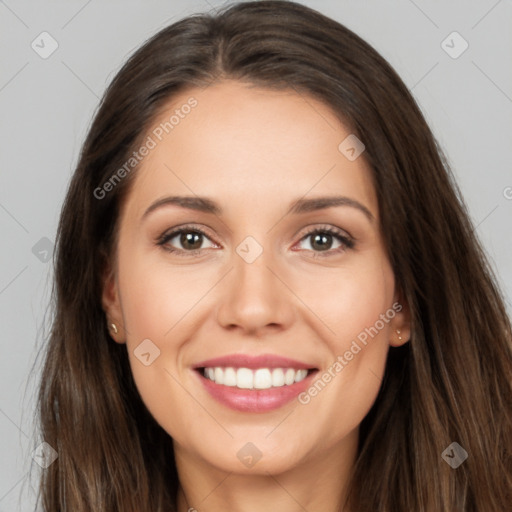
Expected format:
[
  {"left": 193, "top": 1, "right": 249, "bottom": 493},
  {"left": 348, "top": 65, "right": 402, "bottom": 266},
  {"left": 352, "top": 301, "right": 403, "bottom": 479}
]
[{"left": 192, "top": 356, "right": 319, "bottom": 412}]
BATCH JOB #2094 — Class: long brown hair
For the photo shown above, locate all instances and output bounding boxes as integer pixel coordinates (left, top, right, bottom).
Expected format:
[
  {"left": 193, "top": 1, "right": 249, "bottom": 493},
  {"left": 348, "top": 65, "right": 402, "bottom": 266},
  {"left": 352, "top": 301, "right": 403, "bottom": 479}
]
[{"left": 35, "top": 1, "right": 512, "bottom": 510}]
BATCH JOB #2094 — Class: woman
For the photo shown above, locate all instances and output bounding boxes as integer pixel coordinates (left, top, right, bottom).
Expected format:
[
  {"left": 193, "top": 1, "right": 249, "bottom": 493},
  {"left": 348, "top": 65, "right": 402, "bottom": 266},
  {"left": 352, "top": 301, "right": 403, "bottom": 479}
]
[{"left": 36, "top": 1, "right": 512, "bottom": 510}]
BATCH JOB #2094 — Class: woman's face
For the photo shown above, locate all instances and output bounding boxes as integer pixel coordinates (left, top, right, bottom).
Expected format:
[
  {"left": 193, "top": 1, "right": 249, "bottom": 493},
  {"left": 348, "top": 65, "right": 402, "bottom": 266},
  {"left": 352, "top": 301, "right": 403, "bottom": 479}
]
[{"left": 103, "top": 79, "right": 410, "bottom": 476}]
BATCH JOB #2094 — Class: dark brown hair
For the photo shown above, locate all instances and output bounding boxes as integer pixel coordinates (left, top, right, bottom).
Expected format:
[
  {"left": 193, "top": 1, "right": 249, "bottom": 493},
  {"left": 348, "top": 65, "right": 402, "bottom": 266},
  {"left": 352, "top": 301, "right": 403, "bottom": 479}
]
[{"left": 35, "top": 1, "right": 512, "bottom": 510}]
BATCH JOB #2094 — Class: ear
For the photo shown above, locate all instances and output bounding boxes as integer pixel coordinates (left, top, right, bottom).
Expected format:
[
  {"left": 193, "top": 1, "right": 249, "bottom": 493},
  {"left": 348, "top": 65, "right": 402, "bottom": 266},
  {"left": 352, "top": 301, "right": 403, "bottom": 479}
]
[
  {"left": 101, "top": 260, "right": 126, "bottom": 344},
  {"left": 389, "top": 287, "right": 411, "bottom": 347}
]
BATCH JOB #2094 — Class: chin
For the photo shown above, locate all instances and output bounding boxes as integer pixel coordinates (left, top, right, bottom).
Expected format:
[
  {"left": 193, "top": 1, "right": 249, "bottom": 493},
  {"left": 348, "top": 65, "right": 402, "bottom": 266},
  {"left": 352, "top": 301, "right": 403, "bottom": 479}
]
[{"left": 192, "top": 438, "right": 309, "bottom": 476}]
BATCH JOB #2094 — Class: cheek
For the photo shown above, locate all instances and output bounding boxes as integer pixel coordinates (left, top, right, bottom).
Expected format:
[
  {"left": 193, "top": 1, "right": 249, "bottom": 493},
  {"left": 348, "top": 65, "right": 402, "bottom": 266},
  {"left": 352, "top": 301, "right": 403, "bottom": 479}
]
[
  {"left": 117, "top": 247, "right": 211, "bottom": 341},
  {"left": 292, "top": 258, "right": 394, "bottom": 439},
  {"left": 327, "top": 258, "right": 394, "bottom": 382},
  {"left": 294, "top": 255, "right": 394, "bottom": 346},
  {"left": 115, "top": 248, "right": 218, "bottom": 435}
]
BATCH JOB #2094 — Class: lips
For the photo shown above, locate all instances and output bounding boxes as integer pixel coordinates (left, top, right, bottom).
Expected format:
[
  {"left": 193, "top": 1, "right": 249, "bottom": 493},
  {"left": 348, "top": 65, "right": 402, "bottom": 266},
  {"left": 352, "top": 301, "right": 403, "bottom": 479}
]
[
  {"left": 192, "top": 353, "right": 317, "bottom": 370},
  {"left": 191, "top": 353, "right": 319, "bottom": 412}
]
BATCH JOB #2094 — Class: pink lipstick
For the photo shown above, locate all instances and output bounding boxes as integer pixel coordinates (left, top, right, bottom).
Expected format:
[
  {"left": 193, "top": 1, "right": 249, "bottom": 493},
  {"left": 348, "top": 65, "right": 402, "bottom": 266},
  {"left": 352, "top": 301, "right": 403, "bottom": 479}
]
[{"left": 192, "top": 354, "right": 318, "bottom": 413}]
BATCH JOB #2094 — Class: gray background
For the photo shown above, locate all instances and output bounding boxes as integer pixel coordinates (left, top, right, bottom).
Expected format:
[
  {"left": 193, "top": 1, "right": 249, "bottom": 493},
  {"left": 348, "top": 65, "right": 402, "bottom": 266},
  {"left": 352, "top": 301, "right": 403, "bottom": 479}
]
[{"left": 1, "top": 0, "right": 511, "bottom": 509}]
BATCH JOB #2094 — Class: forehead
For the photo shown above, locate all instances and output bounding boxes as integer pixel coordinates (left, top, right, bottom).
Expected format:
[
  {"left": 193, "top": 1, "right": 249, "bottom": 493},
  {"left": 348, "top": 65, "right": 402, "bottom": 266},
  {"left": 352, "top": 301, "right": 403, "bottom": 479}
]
[{"left": 122, "top": 80, "right": 377, "bottom": 221}]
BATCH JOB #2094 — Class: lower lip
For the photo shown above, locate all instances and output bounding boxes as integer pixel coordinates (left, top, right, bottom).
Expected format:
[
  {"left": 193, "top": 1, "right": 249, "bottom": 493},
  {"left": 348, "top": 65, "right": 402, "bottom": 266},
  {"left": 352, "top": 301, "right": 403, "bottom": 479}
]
[{"left": 194, "top": 369, "right": 318, "bottom": 413}]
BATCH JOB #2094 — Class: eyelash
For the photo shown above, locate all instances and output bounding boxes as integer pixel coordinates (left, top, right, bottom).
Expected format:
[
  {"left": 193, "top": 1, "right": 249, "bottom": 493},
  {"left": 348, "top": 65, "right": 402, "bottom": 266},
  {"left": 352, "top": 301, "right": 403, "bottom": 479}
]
[{"left": 156, "top": 224, "right": 355, "bottom": 258}]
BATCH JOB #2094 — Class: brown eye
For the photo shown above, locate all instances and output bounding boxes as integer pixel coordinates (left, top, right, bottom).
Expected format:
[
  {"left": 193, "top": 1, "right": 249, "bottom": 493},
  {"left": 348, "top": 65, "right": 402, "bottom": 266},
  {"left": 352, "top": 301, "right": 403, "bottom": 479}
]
[
  {"left": 157, "top": 226, "right": 216, "bottom": 255},
  {"left": 177, "top": 231, "right": 203, "bottom": 250},
  {"left": 309, "top": 232, "right": 335, "bottom": 251},
  {"left": 296, "top": 226, "right": 355, "bottom": 256}
]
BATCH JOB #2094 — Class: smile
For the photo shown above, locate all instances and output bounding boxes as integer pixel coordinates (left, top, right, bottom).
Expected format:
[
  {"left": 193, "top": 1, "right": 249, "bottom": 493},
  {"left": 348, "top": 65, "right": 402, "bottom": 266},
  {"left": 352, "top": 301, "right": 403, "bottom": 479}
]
[{"left": 192, "top": 354, "right": 319, "bottom": 412}]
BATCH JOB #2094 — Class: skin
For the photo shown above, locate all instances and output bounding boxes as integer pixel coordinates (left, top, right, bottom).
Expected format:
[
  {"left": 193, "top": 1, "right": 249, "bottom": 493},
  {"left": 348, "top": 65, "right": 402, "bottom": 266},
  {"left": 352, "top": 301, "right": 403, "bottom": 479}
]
[{"left": 102, "top": 80, "right": 411, "bottom": 512}]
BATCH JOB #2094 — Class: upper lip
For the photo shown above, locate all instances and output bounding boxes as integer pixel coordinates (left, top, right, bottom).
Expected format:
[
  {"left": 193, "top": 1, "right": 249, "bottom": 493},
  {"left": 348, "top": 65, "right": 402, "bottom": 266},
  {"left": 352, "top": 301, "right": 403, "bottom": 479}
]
[{"left": 192, "top": 354, "right": 318, "bottom": 370}]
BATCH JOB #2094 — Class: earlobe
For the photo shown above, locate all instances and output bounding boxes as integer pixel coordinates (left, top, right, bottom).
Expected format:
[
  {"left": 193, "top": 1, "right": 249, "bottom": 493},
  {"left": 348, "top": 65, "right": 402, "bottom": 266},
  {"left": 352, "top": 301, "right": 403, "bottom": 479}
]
[
  {"left": 391, "top": 328, "right": 410, "bottom": 347},
  {"left": 390, "top": 288, "right": 411, "bottom": 347}
]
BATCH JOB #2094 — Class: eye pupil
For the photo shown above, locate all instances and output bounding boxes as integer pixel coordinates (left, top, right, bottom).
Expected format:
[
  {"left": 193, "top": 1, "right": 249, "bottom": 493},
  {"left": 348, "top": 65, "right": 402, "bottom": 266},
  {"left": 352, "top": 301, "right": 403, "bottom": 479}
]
[{"left": 311, "top": 233, "right": 332, "bottom": 251}]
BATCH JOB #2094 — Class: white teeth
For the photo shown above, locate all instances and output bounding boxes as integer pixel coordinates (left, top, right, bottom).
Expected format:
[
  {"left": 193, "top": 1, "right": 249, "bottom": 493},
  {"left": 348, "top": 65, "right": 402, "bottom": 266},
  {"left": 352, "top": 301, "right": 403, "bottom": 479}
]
[
  {"left": 272, "top": 368, "right": 285, "bottom": 387},
  {"left": 202, "top": 367, "right": 310, "bottom": 389},
  {"left": 285, "top": 368, "right": 296, "bottom": 385},
  {"left": 223, "top": 367, "right": 237, "bottom": 386},
  {"left": 236, "top": 368, "right": 253, "bottom": 389},
  {"left": 253, "top": 369, "right": 272, "bottom": 389},
  {"left": 295, "top": 369, "right": 308, "bottom": 382}
]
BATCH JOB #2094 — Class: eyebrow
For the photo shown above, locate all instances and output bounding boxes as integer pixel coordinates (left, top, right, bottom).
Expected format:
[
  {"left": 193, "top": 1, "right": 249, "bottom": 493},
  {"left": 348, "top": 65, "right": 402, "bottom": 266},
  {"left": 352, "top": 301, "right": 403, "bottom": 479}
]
[{"left": 141, "top": 195, "right": 375, "bottom": 223}]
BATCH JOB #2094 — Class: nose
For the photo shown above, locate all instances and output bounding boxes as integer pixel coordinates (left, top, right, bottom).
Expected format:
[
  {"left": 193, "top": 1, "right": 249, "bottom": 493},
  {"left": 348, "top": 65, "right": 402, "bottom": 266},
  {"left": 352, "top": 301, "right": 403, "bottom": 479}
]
[{"left": 215, "top": 246, "right": 296, "bottom": 336}]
